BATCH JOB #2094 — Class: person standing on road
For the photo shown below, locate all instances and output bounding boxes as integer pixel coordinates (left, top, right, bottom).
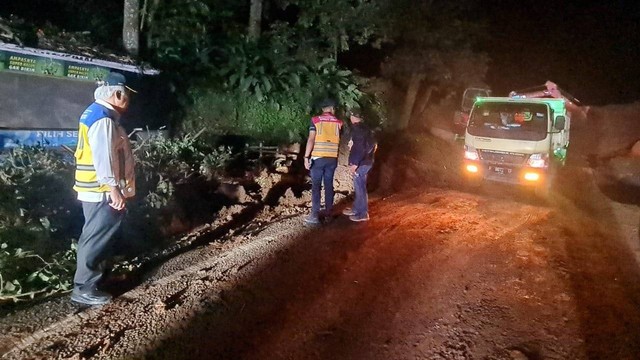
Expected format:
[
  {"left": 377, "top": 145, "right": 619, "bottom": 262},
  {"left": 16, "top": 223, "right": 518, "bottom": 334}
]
[
  {"left": 343, "top": 107, "right": 375, "bottom": 222},
  {"left": 303, "top": 98, "right": 343, "bottom": 225},
  {"left": 71, "top": 72, "right": 137, "bottom": 306}
]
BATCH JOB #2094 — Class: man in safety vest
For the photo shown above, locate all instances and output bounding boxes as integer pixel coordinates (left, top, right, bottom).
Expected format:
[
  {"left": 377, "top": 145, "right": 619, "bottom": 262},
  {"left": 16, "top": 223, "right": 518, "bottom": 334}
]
[
  {"left": 71, "top": 72, "right": 137, "bottom": 306},
  {"left": 303, "top": 98, "right": 343, "bottom": 225}
]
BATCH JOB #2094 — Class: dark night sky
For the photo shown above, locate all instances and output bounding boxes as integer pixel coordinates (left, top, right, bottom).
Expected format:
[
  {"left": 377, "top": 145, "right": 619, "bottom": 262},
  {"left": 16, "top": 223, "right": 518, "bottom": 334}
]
[{"left": 483, "top": 0, "right": 640, "bottom": 105}]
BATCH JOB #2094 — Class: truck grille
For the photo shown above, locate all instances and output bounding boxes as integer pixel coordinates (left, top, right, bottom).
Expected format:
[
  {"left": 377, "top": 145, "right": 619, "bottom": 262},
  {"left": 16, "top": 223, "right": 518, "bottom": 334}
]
[{"left": 479, "top": 150, "right": 527, "bottom": 165}]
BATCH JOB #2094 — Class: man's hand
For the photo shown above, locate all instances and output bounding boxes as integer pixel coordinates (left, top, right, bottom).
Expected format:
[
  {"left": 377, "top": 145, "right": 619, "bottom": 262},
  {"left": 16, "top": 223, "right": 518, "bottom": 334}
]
[
  {"left": 109, "top": 187, "right": 126, "bottom": 211},
  {"left": 349, "top": 164, "right": 358, "bottom": 175},
  {"left": 304, "top": 158, "right": 311, "bottom": 170}
]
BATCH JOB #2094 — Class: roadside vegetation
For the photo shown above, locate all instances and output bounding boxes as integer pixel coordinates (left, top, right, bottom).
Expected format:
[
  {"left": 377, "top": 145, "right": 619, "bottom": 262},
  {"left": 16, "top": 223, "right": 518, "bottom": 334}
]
[{"left": 0, "top": 0, "right": 489, "bottom": 305}]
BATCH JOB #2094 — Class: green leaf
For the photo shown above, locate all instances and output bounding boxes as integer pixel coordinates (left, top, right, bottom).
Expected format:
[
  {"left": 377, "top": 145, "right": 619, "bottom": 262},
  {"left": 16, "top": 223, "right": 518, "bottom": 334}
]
[
  {"left": 288, "top": 73, "right": 301, "bottom": 87},
  {"left": 318, "top": 58, "right": 335, "bottom": 69},
  {"left": 39, "top": 217, "right": 51, "bottom": 230},
  {"left": 240, "top": 76, "right": 254, "bottom": 92},
  {"left": 228, "top": 73, "right": 240, "bottom": 86},
  {"left": 27, "top": 272, "right": 38, "bottom": 282},
  {"left": 262, "top": 78, "right": 272, "bottom": 93}
]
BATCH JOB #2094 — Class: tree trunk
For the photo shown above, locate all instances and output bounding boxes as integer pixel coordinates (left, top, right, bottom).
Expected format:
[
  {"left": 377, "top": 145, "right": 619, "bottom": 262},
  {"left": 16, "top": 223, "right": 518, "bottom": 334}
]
[
  {"left": 123, "top": 0, "right": 140, "bottom": 57},
  {"left": 410, "top": 85, "right": 436, "bottom": 127},
  {"left": 145, "top": 0, "right": 160, "bottom": 50},
  {"left": 398, "top": 74, "right": 424, "bottom": 130},
  {"left": 248, "top": 0, "right": 263, "bottom": 40}
]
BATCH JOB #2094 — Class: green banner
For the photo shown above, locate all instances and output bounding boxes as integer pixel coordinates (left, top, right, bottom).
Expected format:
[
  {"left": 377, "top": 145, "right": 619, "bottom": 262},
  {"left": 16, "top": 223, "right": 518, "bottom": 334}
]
[{"left": 0, "top": 49, "right": 110, "bottom": 81}]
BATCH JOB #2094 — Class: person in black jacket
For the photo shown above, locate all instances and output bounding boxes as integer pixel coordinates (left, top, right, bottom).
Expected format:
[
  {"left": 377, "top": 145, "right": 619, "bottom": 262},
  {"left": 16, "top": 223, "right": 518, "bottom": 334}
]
[{"left": 343, "top": 107, "right": 375, "bottom": 222}]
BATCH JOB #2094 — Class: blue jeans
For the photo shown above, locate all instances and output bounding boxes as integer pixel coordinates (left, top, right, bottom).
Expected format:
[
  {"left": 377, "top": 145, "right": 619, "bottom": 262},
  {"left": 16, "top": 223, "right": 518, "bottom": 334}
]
[
  {"left": 353, "top": 164, "right": 372, "bottom": 217},
  {"left": 310, "top": 157, "right": 338, "bottom": 217}
]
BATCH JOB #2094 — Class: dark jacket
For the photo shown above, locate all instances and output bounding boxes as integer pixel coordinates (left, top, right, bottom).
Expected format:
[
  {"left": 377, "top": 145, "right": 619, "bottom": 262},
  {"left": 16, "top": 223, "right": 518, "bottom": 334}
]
[{"left": 348, "top": 122, "right": 375, "bottom": 166}]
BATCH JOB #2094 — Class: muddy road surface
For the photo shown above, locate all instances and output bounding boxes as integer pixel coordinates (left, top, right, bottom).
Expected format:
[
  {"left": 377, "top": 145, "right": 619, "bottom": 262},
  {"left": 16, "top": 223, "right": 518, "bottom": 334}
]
[{"left": 3, "top": 161, "right": 640, "bottom": 359}]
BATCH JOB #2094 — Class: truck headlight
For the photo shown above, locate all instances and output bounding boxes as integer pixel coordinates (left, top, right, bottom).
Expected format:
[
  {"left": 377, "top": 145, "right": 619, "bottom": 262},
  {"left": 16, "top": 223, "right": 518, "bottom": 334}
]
[
  {"left": 527, "top": 153, "right": 548, "bottom": 168},
  {"left": 466, "top": 164, "right": 479, "bottom": 173},
  {"left": 464, "top": 145, "right": 479, "bottom": 161}
]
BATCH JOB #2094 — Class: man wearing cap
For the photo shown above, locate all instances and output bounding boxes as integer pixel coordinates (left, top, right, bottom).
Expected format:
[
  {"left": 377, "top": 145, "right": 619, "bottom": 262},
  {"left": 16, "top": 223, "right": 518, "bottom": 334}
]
[
  {"left": 71, "top": 72, "right": 137, "bottom": 305},
  {"left": 343, "top": 107, "right": 375, "bottom": 222},
  {"left": 303, "top": 98, "right": 343, "bottom": 225}
]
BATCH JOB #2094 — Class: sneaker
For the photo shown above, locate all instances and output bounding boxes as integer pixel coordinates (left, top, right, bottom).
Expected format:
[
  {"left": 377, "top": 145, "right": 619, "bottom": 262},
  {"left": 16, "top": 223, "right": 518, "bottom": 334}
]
[
  {"left": 342, "top": 208, "right": 356, "bottom": 216},
  {"left": 304, "top": 215, "right": 321, "bottom": 225},
  {"left": 71, "top": 288, "right": 112, "bottom": 306},
  {"left": 349, "top": 214, "right": 370, "bottom": 222}
]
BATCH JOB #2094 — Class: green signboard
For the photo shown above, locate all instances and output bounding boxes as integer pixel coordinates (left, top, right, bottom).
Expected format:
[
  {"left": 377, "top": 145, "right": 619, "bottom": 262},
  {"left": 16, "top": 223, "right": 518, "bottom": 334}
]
[{"left": 0, "top": 49, "right": 110, "bottom": 81}]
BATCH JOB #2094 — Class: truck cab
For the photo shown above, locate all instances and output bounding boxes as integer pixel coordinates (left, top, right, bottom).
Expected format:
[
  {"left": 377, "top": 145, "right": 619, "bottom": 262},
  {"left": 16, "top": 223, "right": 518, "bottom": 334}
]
[
  {"left": 453, "top": 87, "right": 491, "bottom": 135},
  {"left": 462, "top": 97, "right": 569, "bottom": 193}
]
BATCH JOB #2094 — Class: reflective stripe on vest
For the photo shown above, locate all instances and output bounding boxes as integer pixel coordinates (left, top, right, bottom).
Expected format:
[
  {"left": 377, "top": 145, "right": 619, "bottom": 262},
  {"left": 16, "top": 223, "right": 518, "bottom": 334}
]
[
  {"left": 73, "top": 102, "right": 113, "bottom": 194},
  {"left": 311, "top": 119, "right": 341, "bottom": 158}
]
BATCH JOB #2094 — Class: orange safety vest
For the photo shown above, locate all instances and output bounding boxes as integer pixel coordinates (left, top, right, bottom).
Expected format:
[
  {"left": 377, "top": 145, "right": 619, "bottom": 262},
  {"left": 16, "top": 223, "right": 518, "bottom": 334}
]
[{"left": 310, "top": 113, "right": 342, "bottom": 158}]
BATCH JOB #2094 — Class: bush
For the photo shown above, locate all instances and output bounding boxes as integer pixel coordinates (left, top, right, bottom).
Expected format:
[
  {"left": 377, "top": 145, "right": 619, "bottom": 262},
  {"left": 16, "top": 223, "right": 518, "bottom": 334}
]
[
  {"left": 181, "top": 90, "right": 312, "bottom": 144},
  {"left": 0, "top": 242, "right": 76, "bottom": 303},
  {"left": 0, "top": 147, "right": 79, "bottom": 303},
  {"left": 0, "top": 136, "right": 234, "bottom": 304},
  {"left": 124, "top": 133, "right": 234, "bottom": 252},
  {"left": 182, "top": 39, "right": 373, "bottom": 145},
  {"left": 0, "top": 147, "right": 79, "bottom": 254}
]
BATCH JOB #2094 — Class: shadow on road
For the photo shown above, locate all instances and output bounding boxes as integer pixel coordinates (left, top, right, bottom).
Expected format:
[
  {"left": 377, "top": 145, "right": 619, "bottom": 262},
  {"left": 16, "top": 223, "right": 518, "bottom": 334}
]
[{"left": 143, "top": 195, "right": 441, "bottom": 359}]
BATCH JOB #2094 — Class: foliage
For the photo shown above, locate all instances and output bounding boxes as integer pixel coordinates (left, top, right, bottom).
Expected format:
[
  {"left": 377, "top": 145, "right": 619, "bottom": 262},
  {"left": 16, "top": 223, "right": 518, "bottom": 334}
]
[
  {"left": 216, "top": 38, "right": 306, "bottom": 102},
  {"left": 0, "top": 138, "right": 234, "bottom": 304},
  {"left": 215, "top": 38, "right": 362, "bottom": 102},
  {"left": 0, "top": 147, "right": 79, "bottom": 251},
  {"left": 134, "top": 133, "right": 234, "bottom": 209},
  {"left": 0, "top": 242, "right": 76, "bottom": 303},
  {"left": 356, "top": 88, "right": 390, "bottom": 131},
  {"left": 189, "top": 37, "right": 368, "bottom": 144},
  {"left": 0, "top": 1, "right": 123, "bottom": 48},
  {"left": 305, "top": 59, "right": 363, "bottom": 109},
  {"left": 0, "top": 147, "right": 79, "bottom": 303},
  {"left": 181, "top": 90, "right": 311, "bottom": 144},
  {"left": 268, "top": 0, "right": 384, "bottom": 59},
  {"left": 144, "top": 0, "right": 229, "bottom": 76}
]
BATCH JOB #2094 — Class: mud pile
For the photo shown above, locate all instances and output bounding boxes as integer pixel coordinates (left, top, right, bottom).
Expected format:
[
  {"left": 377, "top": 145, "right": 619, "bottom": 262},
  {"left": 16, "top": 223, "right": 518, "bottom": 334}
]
[{"left": 570, "top": 102, "right": 640, "bottom": 189}]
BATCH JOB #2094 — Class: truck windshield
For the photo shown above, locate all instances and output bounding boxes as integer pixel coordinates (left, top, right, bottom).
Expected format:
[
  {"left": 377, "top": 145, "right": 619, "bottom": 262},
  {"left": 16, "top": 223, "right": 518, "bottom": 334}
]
[{"left": 467, "top": 102, "right": 548, "bottom": 141}]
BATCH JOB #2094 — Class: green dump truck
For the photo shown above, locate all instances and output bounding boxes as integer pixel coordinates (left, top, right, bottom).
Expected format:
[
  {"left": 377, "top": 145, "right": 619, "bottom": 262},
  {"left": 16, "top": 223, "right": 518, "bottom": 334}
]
[{"left": 462, "top": 94, "right": 571, "bottom": 195}]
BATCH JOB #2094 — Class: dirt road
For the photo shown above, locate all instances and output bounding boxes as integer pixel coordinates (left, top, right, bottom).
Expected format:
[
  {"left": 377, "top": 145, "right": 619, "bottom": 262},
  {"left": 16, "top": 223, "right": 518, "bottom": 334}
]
[{"left": 3, "top": 162, "right": 640, "bottom": 359}]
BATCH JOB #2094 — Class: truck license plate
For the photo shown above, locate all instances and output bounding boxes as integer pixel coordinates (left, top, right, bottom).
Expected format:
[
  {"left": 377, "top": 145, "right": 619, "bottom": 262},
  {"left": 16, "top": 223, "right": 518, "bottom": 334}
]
[{"left": 493, "top": 167, "right": 511, "bottom": 175}]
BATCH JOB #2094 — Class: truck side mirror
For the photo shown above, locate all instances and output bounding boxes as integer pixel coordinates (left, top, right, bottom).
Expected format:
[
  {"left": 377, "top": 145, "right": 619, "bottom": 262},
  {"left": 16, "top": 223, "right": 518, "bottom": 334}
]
[{"left": 554, "top": 116, "right": 566, "bottom": 130}]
